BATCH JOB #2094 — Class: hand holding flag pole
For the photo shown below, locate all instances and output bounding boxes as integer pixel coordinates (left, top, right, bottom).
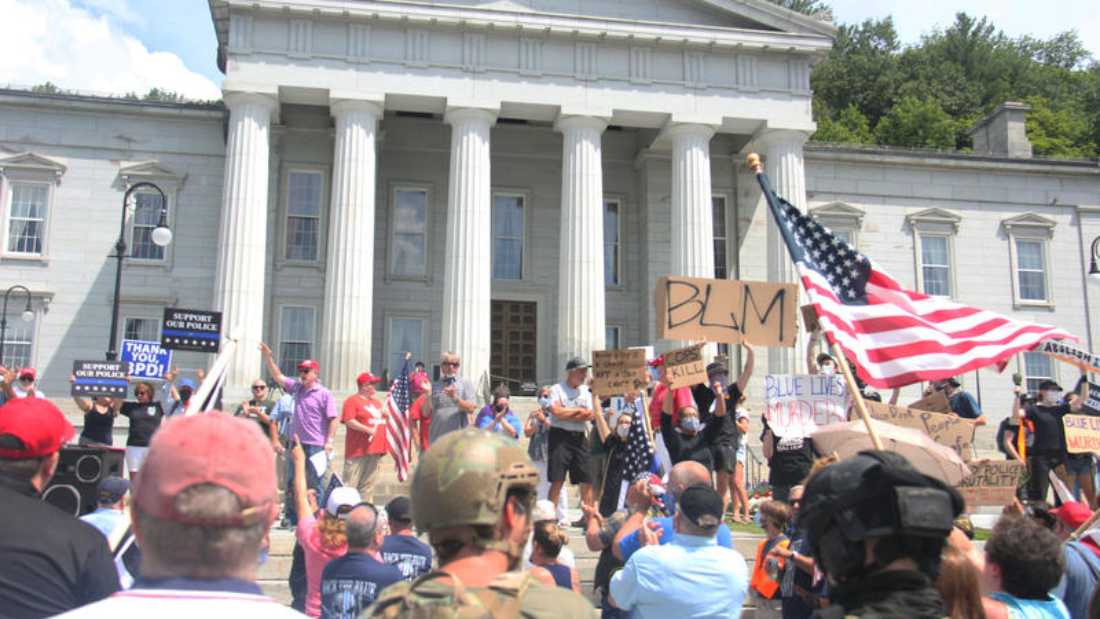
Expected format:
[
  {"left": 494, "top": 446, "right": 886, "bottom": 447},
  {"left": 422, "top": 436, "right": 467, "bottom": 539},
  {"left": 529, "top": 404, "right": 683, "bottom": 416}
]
[{"left": 747, "top": 153, "right": 884, "bottom": 450}]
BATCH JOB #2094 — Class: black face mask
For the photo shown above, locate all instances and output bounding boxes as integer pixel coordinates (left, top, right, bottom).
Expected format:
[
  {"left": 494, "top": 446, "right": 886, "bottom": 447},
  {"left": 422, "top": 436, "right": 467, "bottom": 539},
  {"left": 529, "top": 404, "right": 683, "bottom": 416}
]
[{"left": 179, "top": 389, "right": 193, "bottom": 402}]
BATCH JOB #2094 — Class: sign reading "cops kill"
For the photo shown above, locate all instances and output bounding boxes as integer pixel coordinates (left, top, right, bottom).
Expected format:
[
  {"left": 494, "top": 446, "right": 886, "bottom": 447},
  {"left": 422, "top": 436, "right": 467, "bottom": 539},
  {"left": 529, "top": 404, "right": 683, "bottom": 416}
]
[
  {"left": 161, "top": 308, "right": 222, "bottom": 353},
  {"left": 120, "top": 340, "right": 172, "bottom": 380},
  {"left": 72, "top": 360, "right": 129, "bottom": 398}
]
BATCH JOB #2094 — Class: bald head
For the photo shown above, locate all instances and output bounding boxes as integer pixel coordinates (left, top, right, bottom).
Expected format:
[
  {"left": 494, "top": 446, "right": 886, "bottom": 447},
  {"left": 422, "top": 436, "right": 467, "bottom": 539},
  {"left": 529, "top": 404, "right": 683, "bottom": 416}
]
[
  {"left": 668, "top": 461, "right": 710, "bottom": 492},
  {"left": 346, "top": 505, "right": 382, "bottom": 552}
]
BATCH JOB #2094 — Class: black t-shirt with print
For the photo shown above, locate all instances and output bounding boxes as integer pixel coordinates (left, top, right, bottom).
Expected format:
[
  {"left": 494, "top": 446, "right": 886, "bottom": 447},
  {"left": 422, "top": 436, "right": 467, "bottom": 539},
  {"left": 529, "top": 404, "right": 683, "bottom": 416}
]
[{"left": 119, "top": 401, "right": 164, "bottom": 447}]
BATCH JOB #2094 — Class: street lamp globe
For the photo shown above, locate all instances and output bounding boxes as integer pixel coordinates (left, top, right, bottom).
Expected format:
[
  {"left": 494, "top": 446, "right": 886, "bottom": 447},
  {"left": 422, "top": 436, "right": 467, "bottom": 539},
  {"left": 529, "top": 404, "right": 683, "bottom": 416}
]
[
  {"left": 151, "top": 226, "right": 173, "bottom": 247},
  {"left": 20, "top": 309, "right": 33, "bottom": 323},
  {"left": 1089, "top": 268, "right": 1100, "bottom": 290}
]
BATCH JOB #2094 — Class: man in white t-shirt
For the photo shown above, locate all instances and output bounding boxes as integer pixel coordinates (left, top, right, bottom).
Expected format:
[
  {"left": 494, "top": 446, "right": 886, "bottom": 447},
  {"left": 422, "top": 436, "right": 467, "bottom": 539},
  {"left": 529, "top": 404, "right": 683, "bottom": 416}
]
[{"left": 547, "top": 356, "right": 596, "bottom": 527}]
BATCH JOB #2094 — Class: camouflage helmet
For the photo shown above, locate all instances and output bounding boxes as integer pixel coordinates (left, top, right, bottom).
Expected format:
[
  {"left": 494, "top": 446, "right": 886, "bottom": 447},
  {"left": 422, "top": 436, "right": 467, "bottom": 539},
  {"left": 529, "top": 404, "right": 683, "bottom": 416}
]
[{"left": 411, "top": 428, "right": 540, "bottom": 533}]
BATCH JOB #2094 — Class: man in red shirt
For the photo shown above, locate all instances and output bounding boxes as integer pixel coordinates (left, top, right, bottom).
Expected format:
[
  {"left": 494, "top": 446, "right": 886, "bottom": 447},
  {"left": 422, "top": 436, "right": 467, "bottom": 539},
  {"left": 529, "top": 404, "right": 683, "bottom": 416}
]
[
  {"left": 408, "top": 394, "right": 430, "bottom": 454},
  {"left": 341, "top": 372, "right": 387, "bottom": 503}
]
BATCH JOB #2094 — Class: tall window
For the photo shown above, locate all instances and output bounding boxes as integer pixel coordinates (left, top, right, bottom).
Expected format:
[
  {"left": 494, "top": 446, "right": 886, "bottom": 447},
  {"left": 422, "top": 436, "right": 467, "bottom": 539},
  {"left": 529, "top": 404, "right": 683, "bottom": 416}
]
[
  {"left": 0, "top": 308, "right": 34, "bottom": 368},
  {"left": 6, "top": 183, "right": 48, "bottom": 255},
  {"left": 391, "top": 187, "right": 428, "bottom": 277},
  {"left": 713, "top": 196, "right": 728, "bottom": 279},
  {"left": 605, "top": 326, "right": 621, "bottom": 350},
  {"left": 278, "top": 306, "right": 316, "bottom": 375},
  {"left": 285, "top": 171, "right": 322, "bottom": 262},
  {"left": 492, "top": 194, "right": 524, "bottom": 280},
  {"left": 123, "top": 317, "right": 160, "bottom": 343},
  {"left": 387, "top": 317, "right": 424, "bottom": 376},
  {"left": 1024, "top": 351, "right": 1055, "bottom": 394},
  {"left": 832, "top": 230, "right": 852, "bottom": 245},
  {"left": 130, "top": 191, "right": 168, "bottom": 261},
  {"left": 604, "top": 199, "right": 620, "bottom": 285},
  {"left": 1015, "top": 239, "right": 1048, "bottom": 302},
  {"left": 918, "top": 235, "right": 952, "bottom": 297}
]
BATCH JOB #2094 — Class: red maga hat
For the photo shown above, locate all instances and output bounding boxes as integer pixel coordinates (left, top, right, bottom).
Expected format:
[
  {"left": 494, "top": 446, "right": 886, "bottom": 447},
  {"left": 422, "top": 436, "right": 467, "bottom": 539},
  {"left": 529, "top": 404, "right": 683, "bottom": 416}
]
[
  {"left": 357, "top": 372, "right": 382, "bottom": 387},
  {"left": 134, "top": 413, "right": 277, "bottom": 527},
  {"left": 296, "top": 359, "right": 320, "bottom": 372},
  {"left": 0, "top": 398, "right": 74, "bottom": 459}
]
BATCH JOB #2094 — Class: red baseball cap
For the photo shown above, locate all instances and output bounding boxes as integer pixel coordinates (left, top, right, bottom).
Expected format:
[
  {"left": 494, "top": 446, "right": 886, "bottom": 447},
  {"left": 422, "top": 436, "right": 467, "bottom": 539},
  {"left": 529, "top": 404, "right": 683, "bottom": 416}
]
[
  {"left": 1052, "top": 501, "right": 1093, "bottom": 530},
  {"left": 0, "top": 398, "right": 74, "bottom": 459},
  {"left": 296, "top": 359, "right": 320, "bottom": 372},
  {"left": 134, "top": 412, "right": 277, "bottom": 527},
  {"left": 18, "top": 367, "right": 35, "bottom": 380},
  {"left": 647, "top": 355, "right": 665, "bottom": 368},
  {"left": 356, "top": 372, "right": 381, "bottom": 387}
]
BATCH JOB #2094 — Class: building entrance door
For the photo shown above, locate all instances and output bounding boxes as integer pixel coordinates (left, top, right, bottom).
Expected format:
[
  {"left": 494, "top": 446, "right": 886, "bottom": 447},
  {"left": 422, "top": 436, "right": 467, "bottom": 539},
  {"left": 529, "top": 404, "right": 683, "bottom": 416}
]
[{"left": 490, "top": 301, "right": 537, "bottom": 395}]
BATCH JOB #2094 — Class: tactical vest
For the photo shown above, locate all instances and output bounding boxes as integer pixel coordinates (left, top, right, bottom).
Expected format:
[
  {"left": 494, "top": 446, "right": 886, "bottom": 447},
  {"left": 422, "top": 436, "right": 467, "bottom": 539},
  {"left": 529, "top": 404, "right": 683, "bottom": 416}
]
[{"left": 366, "top": 570, "right": 583, "bottom": 619}]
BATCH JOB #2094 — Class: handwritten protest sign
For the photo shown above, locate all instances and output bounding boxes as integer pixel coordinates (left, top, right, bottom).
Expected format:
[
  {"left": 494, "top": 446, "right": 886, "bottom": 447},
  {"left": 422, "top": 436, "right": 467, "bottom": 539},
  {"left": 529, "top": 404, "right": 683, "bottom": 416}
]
[
  {"left": 121, "top": 340, "right": 172, "bottom": 381},
  {"left": 592, "top": 349, "right": 649, "bottom": 396},
  {"left": 955, "top": 460, "right": 1024, "bottom": 506},
  {"left": 655, "top": 276, "right": 798, "bottom": 347},
  {"left": 764, "top": 374, "right": 848, "bottom": 439},
  {"left": 1040, "top": 340, "right": 1100, "bottom": 374},
  {"left": 72, "top": 360, "right": 129, "bottom": 398},
  {"left": 907, "top": 391, "right": 952, "bottom": 415},
  {"left": 664, "top": 344, "right": 707, "bottom": 389},
  {"left": 866, "top": 401, "right": 975, "bottom": 457},
  {"left": 801, "top": 305, "right": 820, "bottom": 333},
  {"left": 1064, "top": 414, "right": 1100, "bottom": 453},
  {"left": 162, "top": 308, "right": 222, "bottom": 353}
]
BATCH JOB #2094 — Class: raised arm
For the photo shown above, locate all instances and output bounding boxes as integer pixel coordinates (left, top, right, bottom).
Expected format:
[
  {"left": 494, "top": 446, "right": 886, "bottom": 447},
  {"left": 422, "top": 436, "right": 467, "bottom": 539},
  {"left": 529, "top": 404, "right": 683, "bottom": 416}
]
[
  {"left": 69, "top": 375, "right": 93, "bottom": 413},
  {"left": 290, "top": 438, "right": 312, "bottom": 521},
  {"left": 1070, "top": 369, "right": 1090, "bottom": 413},
  {"left": 805, "top": 331, "right": 820, "bottom": 374},
  {"left": 259, "top": 342, "right": 287, "bottom": 386},
  {"left": 736, "top": 341, "right": 755, "bottom": 393}
]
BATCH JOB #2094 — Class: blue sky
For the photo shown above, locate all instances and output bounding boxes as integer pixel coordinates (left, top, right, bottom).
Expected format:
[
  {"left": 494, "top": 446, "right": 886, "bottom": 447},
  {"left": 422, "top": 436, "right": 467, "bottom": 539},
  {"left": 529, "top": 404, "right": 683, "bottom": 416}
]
[{"left": 1, "top": 0, "right": 1096, "bottom": 101}]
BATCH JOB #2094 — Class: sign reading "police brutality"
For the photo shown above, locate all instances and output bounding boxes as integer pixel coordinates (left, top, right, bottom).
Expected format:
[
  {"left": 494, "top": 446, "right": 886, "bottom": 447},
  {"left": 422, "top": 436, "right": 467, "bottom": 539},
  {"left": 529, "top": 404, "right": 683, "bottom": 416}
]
[
  {"left": 120, "top": 340, "right": 172, "bottom": 380},
  {"left": 72, "top": 360, "right": 129, "bottom": 398},
  {"left": 161, "top": 308, "right": 222, "bottom": 353}
]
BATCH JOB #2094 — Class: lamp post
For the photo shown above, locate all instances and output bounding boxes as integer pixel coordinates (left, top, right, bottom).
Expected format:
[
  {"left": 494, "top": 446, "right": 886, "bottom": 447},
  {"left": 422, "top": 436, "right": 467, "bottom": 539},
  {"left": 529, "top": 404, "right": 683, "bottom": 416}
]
[
  {"left": 1089, "top": 235, "right": 1100, "bottom": 289},
  {"left": 106, "top": 182, "right": 173, "bottom": 360},
  {"left": 0, "top": 285, "right": 34, "bottom": 366}
]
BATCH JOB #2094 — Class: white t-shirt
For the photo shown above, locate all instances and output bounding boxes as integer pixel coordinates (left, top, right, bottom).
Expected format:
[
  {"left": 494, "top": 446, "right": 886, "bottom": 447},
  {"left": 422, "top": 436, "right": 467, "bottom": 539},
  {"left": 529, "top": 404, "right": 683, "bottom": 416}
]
[{"left": 548, "top": 382, "right": 592, "bottom": 433}]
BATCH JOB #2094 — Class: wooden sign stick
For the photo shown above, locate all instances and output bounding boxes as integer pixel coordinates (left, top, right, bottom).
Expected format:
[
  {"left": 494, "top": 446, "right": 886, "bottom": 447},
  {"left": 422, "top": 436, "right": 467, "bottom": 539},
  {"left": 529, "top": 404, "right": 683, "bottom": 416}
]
[{"left": 831, "top": 341, "right": 884, "bottom": 451}]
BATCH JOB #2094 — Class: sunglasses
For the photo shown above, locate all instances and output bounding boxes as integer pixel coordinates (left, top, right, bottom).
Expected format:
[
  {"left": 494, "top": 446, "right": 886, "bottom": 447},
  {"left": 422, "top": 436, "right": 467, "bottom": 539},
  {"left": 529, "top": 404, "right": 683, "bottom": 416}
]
[
  {"left": 252, "top": 385, "right": 267, "bottom": 391},
  {"left": 441, "top": 361, "right": 460, "bottom": 367},
  {"left": 298, "top": 369, "right": 313, "bottom": 375}
]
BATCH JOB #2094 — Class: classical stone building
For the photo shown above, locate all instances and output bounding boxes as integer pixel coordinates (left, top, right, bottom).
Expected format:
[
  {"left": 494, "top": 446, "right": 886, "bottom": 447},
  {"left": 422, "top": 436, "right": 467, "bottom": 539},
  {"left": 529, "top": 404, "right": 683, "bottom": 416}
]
[{"left": 1, "top": 1, "right": 1097, "bottom": 424}]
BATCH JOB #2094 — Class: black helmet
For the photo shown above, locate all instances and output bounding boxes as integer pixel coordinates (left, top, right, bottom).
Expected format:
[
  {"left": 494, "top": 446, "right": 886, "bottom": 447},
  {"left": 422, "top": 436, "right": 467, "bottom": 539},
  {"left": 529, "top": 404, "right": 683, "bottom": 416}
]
[{"left": 797, "top": 450, "right": 963, "bottom": 583}]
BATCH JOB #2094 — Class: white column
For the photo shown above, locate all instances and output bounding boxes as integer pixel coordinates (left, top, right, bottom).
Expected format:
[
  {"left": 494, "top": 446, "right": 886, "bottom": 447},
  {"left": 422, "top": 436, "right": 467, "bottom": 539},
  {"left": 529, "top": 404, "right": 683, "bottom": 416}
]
[
  {"left": 555, "top": 115, "right": 607, "bottom": 369},
  {"left": 213, "top": 92, "right": 278, "bottom": 394},
  {"left": 669, "top": 123, "right": 716, "bottom": 279},
  {"left": 441, "top": 108, "right": 496, "bottom": 390},
  {"left": 322, "top": 100, "right": 383, "bottom": 390},
  {"left": 758, "top": 129, "right": 810, "bottom": 374}
]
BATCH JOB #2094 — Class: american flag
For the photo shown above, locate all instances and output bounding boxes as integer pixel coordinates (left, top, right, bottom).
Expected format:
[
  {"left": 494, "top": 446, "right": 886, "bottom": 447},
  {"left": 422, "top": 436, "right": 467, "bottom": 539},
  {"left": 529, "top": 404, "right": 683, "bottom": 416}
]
[
  {"left": 622, "top": 395, "right": 656, "bottom": 483},
  {"left": 754, "top": 161, "right": 1075, "bottom": 389},
  {"left": 385, "top": 357, "right": 413, "bottom": 482}
]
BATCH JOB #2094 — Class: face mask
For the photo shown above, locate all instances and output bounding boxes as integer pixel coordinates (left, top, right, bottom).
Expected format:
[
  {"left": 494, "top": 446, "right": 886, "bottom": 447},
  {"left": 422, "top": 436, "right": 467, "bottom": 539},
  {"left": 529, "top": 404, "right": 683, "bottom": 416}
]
[
  {"left": 681, "top": 417, "right": 700, "bottom": 432},
  {"left": 616, "top": 425, "right": 630, "bottom": 439},
  {"left": 820, "top": 365, "right": 836, "bottom": 375},
  {"left": 538, "top": 396, "right": 551, "bottom": 409},
  {"left": 1043, "top": 391, "right": 1061, "bottom": 406},
  {"left": 714, "top": 375, "right": 729, "bottom": 389},
  {"left": 179, "top": 390, "right": 192, "bottom": 402}
]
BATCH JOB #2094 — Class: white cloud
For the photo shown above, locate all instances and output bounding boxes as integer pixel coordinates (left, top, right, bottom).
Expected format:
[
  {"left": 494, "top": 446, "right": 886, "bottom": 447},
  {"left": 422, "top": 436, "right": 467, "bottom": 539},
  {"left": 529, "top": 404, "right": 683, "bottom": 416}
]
[{"left": 0, "top": 0, "right": 221, "bottom": 100}]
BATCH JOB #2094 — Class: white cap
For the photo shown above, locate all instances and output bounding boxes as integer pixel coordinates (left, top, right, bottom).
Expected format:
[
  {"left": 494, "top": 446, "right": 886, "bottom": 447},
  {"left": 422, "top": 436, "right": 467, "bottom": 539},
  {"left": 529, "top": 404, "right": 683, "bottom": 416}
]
[
  {"left": 325, "top": 486, "right": 362, "bottom": 519},
  {"left": 532, "top": 499, "right": 556, "bottom": 522}
]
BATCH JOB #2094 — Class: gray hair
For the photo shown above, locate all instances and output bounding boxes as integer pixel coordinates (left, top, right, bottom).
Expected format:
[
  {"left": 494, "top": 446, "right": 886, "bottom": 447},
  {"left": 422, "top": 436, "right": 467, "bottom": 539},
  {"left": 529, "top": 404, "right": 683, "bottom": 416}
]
[
  {"left": 134, "top": 484, "right": 267, "bottom": 579},
  {"left": 346, "top": 504, "right": 380, "bottom": 549}
]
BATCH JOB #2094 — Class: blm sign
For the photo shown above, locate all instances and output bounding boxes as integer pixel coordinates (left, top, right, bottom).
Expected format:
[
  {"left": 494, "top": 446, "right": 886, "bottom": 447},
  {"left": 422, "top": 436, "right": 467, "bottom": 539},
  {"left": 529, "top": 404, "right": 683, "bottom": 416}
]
[
  {"left": 72, "top": 360, "right": 129, "bottom": 398},
  {"left": 161, "top": 308, "right": 222, "bottom": 353}
]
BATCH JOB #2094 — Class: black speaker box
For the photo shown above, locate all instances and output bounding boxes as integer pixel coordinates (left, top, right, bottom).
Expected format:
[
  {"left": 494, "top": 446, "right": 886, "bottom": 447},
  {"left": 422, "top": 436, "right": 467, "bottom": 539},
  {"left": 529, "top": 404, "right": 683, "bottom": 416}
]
[{"left": 42, "top": 446, "right": 125, "bottom": 516}]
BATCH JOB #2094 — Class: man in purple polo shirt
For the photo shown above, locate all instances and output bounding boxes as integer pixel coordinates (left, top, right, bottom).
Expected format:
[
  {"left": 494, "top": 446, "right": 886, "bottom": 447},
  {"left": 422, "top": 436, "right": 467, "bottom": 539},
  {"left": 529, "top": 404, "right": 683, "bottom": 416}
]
[{"left": 260, "top": 342, "right": 337, "bottom": 526}]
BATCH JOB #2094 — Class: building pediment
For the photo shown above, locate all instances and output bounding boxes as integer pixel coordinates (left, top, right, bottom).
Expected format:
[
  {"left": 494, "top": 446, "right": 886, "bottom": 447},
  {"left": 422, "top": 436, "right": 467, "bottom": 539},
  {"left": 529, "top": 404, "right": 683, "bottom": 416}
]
[
  {"left": 810, "top": 201, "right": 865, "bottom": 221},
  {"left": 906, "top": 207, "right": 961, "bottom": 233},
  {"left": 1002, "top": 212, "right": 1056, "bottom": 236},
  {"left": 119, "top": 161, "right": 188, "bottom": 189},
  {"left": 0, "top": 152, "right": 68, "bottom": 179}
]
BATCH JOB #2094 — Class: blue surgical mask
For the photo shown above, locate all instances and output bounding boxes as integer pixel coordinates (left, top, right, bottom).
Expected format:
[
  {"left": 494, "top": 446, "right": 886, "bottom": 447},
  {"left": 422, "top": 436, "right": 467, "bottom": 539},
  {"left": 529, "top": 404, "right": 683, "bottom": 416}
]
[
  {"left": 682, "top": 417, "right": 700, "bottom": 432},
  {"left": 538, "top": 396, "right": 551, "bottom": 409}
]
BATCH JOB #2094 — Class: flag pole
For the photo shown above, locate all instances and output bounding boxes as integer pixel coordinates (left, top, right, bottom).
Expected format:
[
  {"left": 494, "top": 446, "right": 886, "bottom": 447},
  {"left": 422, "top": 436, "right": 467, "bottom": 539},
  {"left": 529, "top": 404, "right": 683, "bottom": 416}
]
[
  {"left": 746, "top": 153, "right": 884, "bottom": 451},
  {"left": 184, "top": 334, "right": 238, "bottom": 416}
]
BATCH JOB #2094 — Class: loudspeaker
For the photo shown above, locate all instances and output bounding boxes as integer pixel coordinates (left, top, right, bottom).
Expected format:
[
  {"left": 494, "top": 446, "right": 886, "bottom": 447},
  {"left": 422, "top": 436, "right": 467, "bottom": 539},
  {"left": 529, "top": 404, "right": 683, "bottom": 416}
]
[{"left": 42, "top": 446, "right": 125, "bottom": 516}]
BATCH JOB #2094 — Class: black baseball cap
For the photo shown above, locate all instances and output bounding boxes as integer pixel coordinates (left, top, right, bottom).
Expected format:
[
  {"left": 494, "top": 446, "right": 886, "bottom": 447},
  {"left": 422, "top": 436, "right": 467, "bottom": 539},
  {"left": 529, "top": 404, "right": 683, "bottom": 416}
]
[
  {"left": 678, "top": 484, "right": 722, "bottom": 529},
  {"left": 97, "top": 476, "right": 131, "bottom": 504},
  {"left": 705, "top": 361, "right": 727, "bottom": 376},
  {"left": 565, "top": 357, "right": 589, "bottom": 371},
  {"left": 1038, "top": 380, "right": 1063, "bottom": 392},
  {"left": 386, "top": 496, "right": 412, "bottom": 523}
]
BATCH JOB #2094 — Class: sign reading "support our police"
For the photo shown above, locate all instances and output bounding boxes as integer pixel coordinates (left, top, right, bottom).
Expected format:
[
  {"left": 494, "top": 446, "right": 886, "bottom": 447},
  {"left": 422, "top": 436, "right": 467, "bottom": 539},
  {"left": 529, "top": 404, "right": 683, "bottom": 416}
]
[
  {"left": 71, "top": 360, "right": 129, "bottom": 398},
  {"left": 161, "top": 308, "right": 222, "bottom": 353}
]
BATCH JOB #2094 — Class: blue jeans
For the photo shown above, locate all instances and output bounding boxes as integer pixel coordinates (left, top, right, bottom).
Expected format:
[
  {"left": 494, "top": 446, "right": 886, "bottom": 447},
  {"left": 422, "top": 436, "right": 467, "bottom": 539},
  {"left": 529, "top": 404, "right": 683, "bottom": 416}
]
[
  {"left": 601, "top": 591, "right": 631, "bottom": 619},
  {"left": 286, "top": 442, "right": 327, "bottom": 526}
]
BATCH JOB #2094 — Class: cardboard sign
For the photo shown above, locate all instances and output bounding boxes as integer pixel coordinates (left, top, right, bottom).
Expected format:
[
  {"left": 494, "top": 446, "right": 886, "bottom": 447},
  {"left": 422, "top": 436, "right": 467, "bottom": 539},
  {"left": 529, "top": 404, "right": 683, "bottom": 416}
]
[
  {"left": 655, "top": 276, "right": 798, "bottom": 347},
  {"left": 161, "top": 308, "right": 222, "bottom": 353},
  {"left": 1064, "top": 414, "right": 1100, "bottom": 453},
  {"left": 664, "top": 344, "right": 707, "bottom": 389},
  {"left": 72, "top": 360, "right": 129, "bottom": 398},
  {"left": 592, "top": 349, "right": 650, "bottom": 396},
  {"left": 955, "top": 460, "right": 1025, "bottom": 506},
  {"left": 764, "top": 374, "right": 848, "bottom": 439},
  {"left": 120, "top": 339, "right": 172, "bottom": 381},
  {"left": 801, "top": 305, "right": 820, "bottom": 333},
  {"left": 1081, "top": 383, "right": 1100, "bottom": 416},
  {"left": 907, "top": 391, "right": 952, "bottom": 415},
  {"left": 1040, "top": 340, "right": 1099, "bottom": 374},
  {"left": 866, "top": 401, "right": 976, "bottom": 457}
]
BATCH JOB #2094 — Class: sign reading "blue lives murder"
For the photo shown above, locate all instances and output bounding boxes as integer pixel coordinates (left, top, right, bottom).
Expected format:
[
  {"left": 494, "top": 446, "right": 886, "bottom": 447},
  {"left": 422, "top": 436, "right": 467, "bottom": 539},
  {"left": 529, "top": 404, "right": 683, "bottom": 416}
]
[
  {"left": 72, "top": 360, "right": 129, "bottom": 398},
  {"left": 161, "top": 308, "right": 222, "bottom": 353}
]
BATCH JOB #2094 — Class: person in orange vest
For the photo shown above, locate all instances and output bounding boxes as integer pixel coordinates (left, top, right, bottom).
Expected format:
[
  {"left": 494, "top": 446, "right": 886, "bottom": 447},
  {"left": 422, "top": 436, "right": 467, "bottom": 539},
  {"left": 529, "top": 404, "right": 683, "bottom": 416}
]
[{"left": 750, "top": 500, "right": 791, "bottom": 619}]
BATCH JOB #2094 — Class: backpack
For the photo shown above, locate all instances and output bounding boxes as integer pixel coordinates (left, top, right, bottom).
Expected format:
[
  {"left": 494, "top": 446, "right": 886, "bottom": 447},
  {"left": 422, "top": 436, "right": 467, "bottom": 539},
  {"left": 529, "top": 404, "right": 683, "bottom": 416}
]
[{"left": 367, "top": 570, "right": 532, "bottom": 619}]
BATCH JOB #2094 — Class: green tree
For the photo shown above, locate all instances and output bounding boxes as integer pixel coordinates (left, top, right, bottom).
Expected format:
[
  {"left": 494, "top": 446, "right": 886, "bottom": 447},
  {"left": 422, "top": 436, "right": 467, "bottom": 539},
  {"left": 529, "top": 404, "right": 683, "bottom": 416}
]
[
  {"left": 142, "top": 88, "right": 184, "bottom": 103},
  {"left": 31, "top": 82, "right": 61, "bottom": 94},
  {"left": 1025, "top": 95, "right": 1096, "bottom": 157},
  {"left": 811, "top": 17, "right": 901, "bottom": 128},
  {"left": 767, "top": 0, "right": 830, "bottom": 16},
  {"left": 873, "top": 96, "right": 957, "bottom": 149},
  {"left": 812, "top": 102, "right": 874, "bottom": 144}
]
